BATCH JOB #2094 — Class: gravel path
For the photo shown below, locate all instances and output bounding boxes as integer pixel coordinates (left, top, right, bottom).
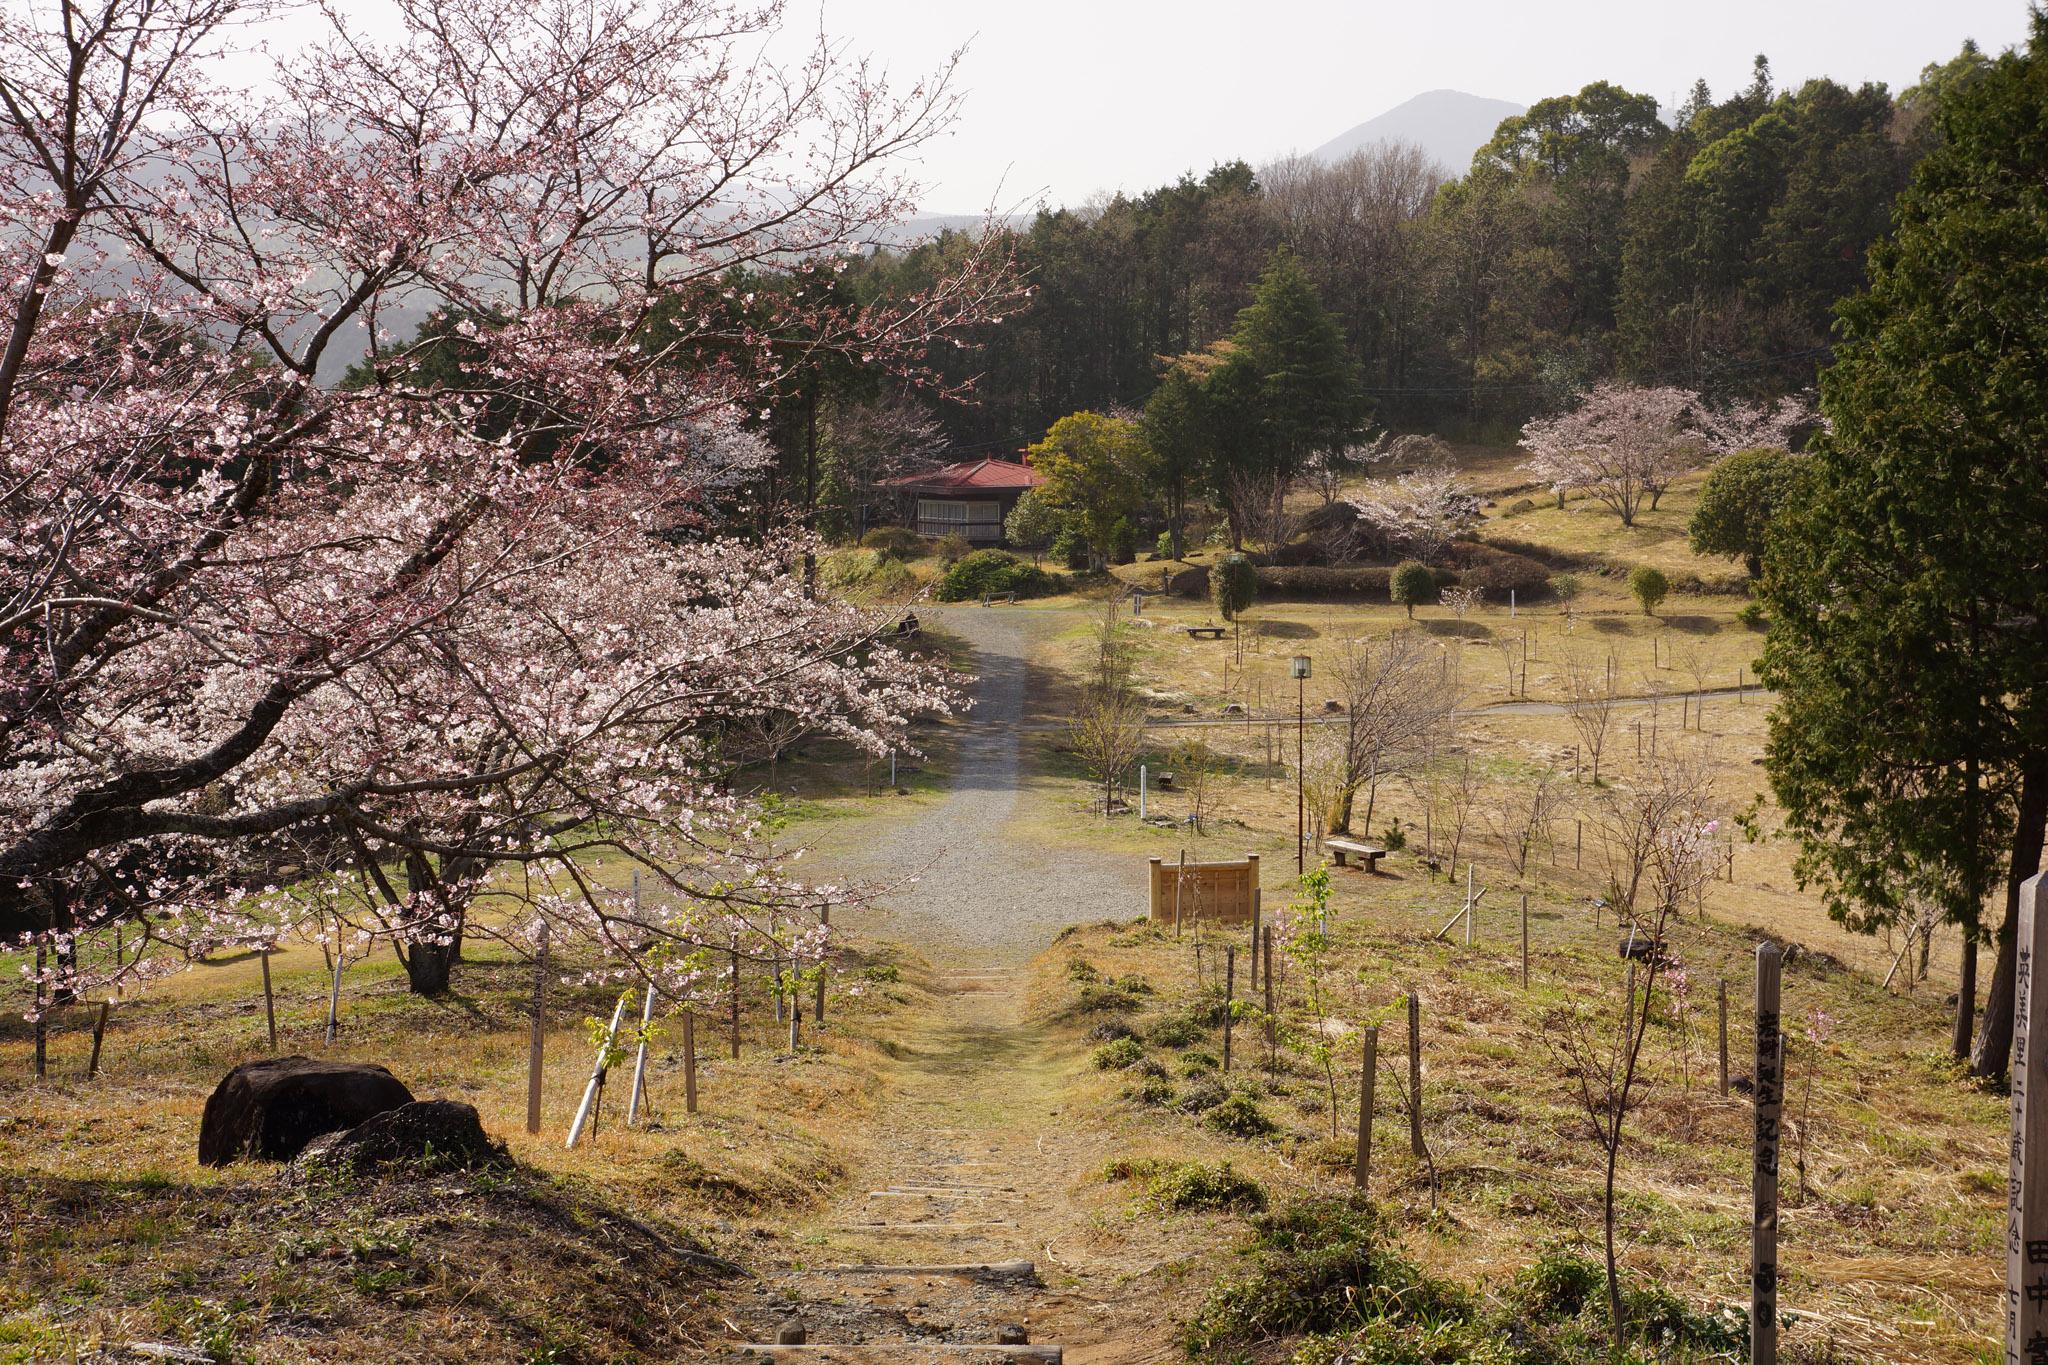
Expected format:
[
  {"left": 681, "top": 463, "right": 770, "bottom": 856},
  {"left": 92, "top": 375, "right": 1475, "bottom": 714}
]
[{"left": 814, "top": 606, "right": 1130, "bottom": 965}]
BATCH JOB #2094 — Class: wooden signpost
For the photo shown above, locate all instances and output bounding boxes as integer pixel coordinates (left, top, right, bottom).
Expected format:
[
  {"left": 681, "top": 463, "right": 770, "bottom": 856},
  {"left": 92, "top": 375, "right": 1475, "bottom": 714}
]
[
  {"left": 1355, "top": 1025, "right": 1377, "bottom": 1192},
  {"left": 2007, "top": 872, "right": 2048, "bottom": 1365},
  {"left": 527, "top": 924, "right": 548, "bottom": 1135},
  {"left": 1753, "top": 942, "right": 1784, "bottom": 1365}
]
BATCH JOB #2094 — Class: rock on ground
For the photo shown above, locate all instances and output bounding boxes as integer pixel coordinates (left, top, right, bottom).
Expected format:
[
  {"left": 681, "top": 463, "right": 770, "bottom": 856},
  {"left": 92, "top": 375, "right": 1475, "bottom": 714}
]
[
  {"left": 294, "top": 1099, "right": 509, "bottom": 1176},
  {"left": 197, "top": 1056, "right": 414, "bottom": 1166}
]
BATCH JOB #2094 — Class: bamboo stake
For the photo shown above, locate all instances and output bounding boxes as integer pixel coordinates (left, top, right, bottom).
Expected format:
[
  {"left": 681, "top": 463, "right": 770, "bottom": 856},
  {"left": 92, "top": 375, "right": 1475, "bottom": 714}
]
[
  {"left": 566, "top": 994, "right": 629, "bottom": 1149},
  {"left": 626, "top": 985, "right": 656, "bottom": 1127},
  {"left": 324, "top": 946, "right": 344, "bottom": 1046},
  {"left": 1520, "top": 893, "right": 1529, "bottom": 989},
  {"left": 1222, "top": 946, "right": 1235, "bottom": 1072}
]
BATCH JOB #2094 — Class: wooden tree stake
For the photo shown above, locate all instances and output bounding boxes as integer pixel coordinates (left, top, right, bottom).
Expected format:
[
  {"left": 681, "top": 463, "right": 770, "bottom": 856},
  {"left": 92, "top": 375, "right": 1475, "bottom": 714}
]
[
  {"left": 682, "top": 1009, "right": 699, "bottom": 1114},
  {"left": 730, "top": 941, "right": 742, "bottom": 1060},
  {"left": 1520, "top": 894, "right": 1530, "bottom": 990},
  {"left": 86, "top": 1000, "right": 110, "bottom": 1079},
  {"left": 259, "top": 949, "right": 278, "bottom": 1050},
  {"left": 2007, "top": 873, "right": 2048, "bottom": 1365},
  {"left": 1355, "top": 1025, "right": 1377, "bottom": 1192},
  {"left": 1717, "top": 977, "right": 1730, "bottom": 1098},
  {"left": 1753, "top": 942, "right": 1784, "bottom": 1365}
]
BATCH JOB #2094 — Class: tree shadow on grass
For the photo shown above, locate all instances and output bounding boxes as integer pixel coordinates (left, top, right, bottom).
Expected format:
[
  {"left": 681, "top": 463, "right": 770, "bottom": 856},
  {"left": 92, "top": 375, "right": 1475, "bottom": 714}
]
[
  {"left": 1660, "top": 614, "right": 1721, "bottom": 635},
  {"left": 1416, "top": 618, "right": 1490, "bottom": 639}
]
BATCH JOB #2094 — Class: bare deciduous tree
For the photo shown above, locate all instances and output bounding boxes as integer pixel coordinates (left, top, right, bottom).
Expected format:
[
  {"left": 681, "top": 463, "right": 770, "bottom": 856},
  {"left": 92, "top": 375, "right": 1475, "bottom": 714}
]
[
  {"left": 1591, "top": 745, "right": 1720, "bottom": 927},
  {"left": 1562, "top": 647, "right": 1618, "bottom": 783},
  {"left": 1486, "top": 767, "right": 1564, "bottom": 875},
  {"left": 1325, "top": 634, "right": 1458, "bottom": 837},
  {"left": 1070, "top": 603, "right": 1147, "bottom": 815}
]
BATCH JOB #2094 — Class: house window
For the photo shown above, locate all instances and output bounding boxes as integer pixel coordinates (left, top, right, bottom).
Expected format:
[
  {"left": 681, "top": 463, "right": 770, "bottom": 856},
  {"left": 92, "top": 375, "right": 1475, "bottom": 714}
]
[{"left": 916, "top": 499, "right": 1004, "bottom": 540}]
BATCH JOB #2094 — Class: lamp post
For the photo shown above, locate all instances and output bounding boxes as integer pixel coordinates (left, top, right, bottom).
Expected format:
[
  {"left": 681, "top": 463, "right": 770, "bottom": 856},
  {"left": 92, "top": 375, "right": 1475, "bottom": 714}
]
[{"left": 1291, "top": 654, "right": 1312, "bottom": 874}]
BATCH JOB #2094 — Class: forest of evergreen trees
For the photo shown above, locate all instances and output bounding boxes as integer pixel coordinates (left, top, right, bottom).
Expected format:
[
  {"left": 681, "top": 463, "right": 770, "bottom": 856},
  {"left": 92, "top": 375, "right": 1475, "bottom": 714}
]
[{"left": 849, "top": 45, "right": 1988, "bottom": 454}]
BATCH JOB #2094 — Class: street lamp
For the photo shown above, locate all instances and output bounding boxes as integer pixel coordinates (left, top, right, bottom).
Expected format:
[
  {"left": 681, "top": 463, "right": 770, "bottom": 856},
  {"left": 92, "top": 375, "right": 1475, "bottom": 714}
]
[{"left": 1291, "top": 654, "right": 1312, "bottom": 874}]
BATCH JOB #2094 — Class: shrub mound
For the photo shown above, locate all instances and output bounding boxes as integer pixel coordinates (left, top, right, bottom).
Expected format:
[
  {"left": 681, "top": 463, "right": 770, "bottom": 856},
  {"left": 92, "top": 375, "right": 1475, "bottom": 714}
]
[
  {"left": 934, "top": 549, "right": 1061, "bottom": 603},
  {"left": 858, "top": 526, "right": 928, "bottom": 560}
]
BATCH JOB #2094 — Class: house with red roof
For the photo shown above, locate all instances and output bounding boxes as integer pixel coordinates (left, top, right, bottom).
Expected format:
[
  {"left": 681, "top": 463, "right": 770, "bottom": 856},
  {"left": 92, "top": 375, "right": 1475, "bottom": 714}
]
[{"left": 877, "top": 456, "right": 1045, "bottom": 546}]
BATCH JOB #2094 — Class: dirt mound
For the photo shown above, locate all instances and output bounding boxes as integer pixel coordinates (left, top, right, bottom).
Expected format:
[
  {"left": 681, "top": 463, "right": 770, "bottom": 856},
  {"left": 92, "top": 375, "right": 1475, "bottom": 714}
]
[{"left": 6, "top": 1162, "right": 744, "bottom": 1362}]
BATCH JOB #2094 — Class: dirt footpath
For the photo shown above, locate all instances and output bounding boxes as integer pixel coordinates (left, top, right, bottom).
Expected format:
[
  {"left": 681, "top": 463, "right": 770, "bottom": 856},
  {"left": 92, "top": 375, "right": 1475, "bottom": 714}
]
[{"left": 717, "top": 607, "right": 1190, "bottom": 1362}]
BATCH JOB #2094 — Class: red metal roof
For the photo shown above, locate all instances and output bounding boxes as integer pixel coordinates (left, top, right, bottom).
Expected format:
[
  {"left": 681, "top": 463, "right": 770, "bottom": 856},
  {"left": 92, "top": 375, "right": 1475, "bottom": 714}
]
[{"left": 880, "top": 457, "right": 1045, "bottom": 493}]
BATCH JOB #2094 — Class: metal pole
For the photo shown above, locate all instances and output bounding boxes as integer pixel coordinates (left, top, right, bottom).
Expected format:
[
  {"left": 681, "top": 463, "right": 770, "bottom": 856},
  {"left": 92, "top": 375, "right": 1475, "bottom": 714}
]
[
  {"left": 1139, "top": 764, "right": 1147, "bottom": 821},
  {"left": 1296, "top": 674, "right": 1306, "bottom": 876}
]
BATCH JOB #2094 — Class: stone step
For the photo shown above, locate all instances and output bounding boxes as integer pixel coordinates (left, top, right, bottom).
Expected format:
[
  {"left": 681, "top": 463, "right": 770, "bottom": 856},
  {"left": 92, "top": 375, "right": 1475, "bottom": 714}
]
[{"left": 800, "top": 1260, "right": 1038, "bottom": 1280}]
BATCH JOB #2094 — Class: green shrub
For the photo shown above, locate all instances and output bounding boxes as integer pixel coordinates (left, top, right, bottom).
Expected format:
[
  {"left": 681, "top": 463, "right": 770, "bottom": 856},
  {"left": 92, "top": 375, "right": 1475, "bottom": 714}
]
[
  {"left": 818, "top": 548, "right": 915, "bottom": 598},
  {"left": 1504, "top": 1251, "right": 1605, "bottom": 1323},
  {"left": 1212, "top": 553, "right": 1258, "bottom": 621},
  {"left": 1176, "top": 1075, "right": 1228, "bottom": 1113},
  {"left": 1550, "top": 571, "right": 1583, "bottom": 608},
  {"left": 1203, "top": 1091, "right": 1276, "bottom": 1137},
  {"left": 858, "top": 526, "right": 927, "bottom": 560},
  {"left": 1627, "top": 564, "right": 1669, "bottom": 616},
  {"left": 1073, "top": 983, "right": 1142, "bottom": 1014},
  {"left": 1149, "top": 1015, "right": 1205, "bottom": 1048},
  {"left": 1109, "top": 517, "right": 1138, "bottom": 564},
  {"left": 1143, "top": 1160, "right": 1267, "bottom": 1213},
  {"left": 1155, "top": 531, "right": 1175, "bottom": 560},
  {"left": 1389, "top": 560, "right": 1438, "bottom": 618},
  {"left": 934, "top": 532, "right": 971, "bottom": 564},
  {"left": 1737, "top": 599, "right": 1766, "bottom": 629},
  {"left": 1050, "top": 526, "right": 1089, "bottom": 570},
  {"left": 1091, "top": 1037, "right": 1146, "bottom": 1070},
  {"left": 1127, "top": 1073, "right": 1177, "bottom": 1106},
  {"left": 1183, "top": 1197, "right": 1469, "bottom": 1354},
  {"left": 1085, "top": 1017, "right": 1136, "bottom": 1043},
  {"left": 1179, "top": 1049, "right": 1219, "bottom": 1076},
  {"left": 934, "top": 549, "right": 1061, "bottom": 603}
]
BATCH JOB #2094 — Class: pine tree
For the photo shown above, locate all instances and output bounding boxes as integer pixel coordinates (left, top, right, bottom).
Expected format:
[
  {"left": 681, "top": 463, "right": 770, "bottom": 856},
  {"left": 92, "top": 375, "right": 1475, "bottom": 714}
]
[
  {"left": 1227, "top": 247, "right": 1363, "bottom": 481},
  {"left": 1758, "top": 13, "right": 2048, "bottom": 1078}
]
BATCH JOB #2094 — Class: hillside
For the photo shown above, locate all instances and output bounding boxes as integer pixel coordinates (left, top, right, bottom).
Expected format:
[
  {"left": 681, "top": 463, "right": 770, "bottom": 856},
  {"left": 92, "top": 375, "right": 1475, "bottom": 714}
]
[{"left": 1310, "top": 89, "right": 1527, "bottom": 172}]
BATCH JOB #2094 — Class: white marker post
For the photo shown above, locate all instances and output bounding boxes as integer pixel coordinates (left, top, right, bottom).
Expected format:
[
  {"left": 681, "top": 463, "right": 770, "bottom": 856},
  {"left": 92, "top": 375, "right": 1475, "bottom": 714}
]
[
  {"left": 2007, "top": 872, "right": 2048, "bottom": 1365},
  {"left": 1139, "top": 764, "right": 1148, "bottom": 821},
  {"left": 566, "top": 994, "right": 629, "bottom": 1149},
  {"left": 626, "top": 984, "right": 656, "bottom": 1127}
]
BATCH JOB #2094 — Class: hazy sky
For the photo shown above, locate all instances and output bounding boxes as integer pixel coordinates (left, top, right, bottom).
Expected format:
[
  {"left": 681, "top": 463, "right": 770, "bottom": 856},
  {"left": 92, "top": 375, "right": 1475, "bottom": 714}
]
[{"left": 789, "top": 0, "right": 2036, "bottom": 212}]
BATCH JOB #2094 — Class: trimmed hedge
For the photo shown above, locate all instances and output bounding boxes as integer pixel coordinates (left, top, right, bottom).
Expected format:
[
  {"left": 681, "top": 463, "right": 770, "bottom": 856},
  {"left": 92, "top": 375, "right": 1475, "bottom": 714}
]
[
  {"left": 1443, "top": 542, "right": 1552, "bottom": 601},
  {"left": 934, "top": 549, "right": 1062, "bottom": 603},
  {"left": 1254, "top": 565, "right": 1393, "bottom": 598}
]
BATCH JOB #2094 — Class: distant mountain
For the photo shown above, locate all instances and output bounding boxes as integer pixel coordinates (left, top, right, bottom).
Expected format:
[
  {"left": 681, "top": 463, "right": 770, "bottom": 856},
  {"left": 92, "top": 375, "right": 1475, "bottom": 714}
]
[{"left": 1311, "top": 90, "right": 1527, "bottom": 175}]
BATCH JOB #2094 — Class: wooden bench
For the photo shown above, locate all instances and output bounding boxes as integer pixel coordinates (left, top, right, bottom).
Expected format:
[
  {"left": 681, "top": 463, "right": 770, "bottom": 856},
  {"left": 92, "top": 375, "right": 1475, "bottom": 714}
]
[
  {"left": 1153, "top": 772, "right": 1176, "bottom": 791},
  {"left": 1185, "top": 625, "right": 1226, "bottom": 640},
  {"left": 977, "top": 591, "right": 1017, "bottom": 607},
  {"left": 1325, "top": 838, "right": 1386, "bottom": 873}
]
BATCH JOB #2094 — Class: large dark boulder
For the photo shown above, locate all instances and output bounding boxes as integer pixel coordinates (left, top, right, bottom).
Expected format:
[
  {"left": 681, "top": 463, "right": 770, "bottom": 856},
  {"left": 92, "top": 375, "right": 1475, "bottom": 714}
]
[
  {"left": 295, "top": 1100, "right": 508, "bottom": 1176},
  {"left": 198, "top": 1057, "right": 414, "bottom": 1166}
]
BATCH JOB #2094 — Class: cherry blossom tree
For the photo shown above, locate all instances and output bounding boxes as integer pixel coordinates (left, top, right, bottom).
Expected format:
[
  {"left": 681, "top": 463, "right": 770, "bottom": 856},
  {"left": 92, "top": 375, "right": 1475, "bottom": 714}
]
[
  {"left": 0, "top": 0, "right": 1021, "bottom": 1007},
  {"left": 1519, "top": 383, "right": 1709, "bottom": 526},
  {"left": 1348, "top": 464, "right": 1479, "bottom": 565}
]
